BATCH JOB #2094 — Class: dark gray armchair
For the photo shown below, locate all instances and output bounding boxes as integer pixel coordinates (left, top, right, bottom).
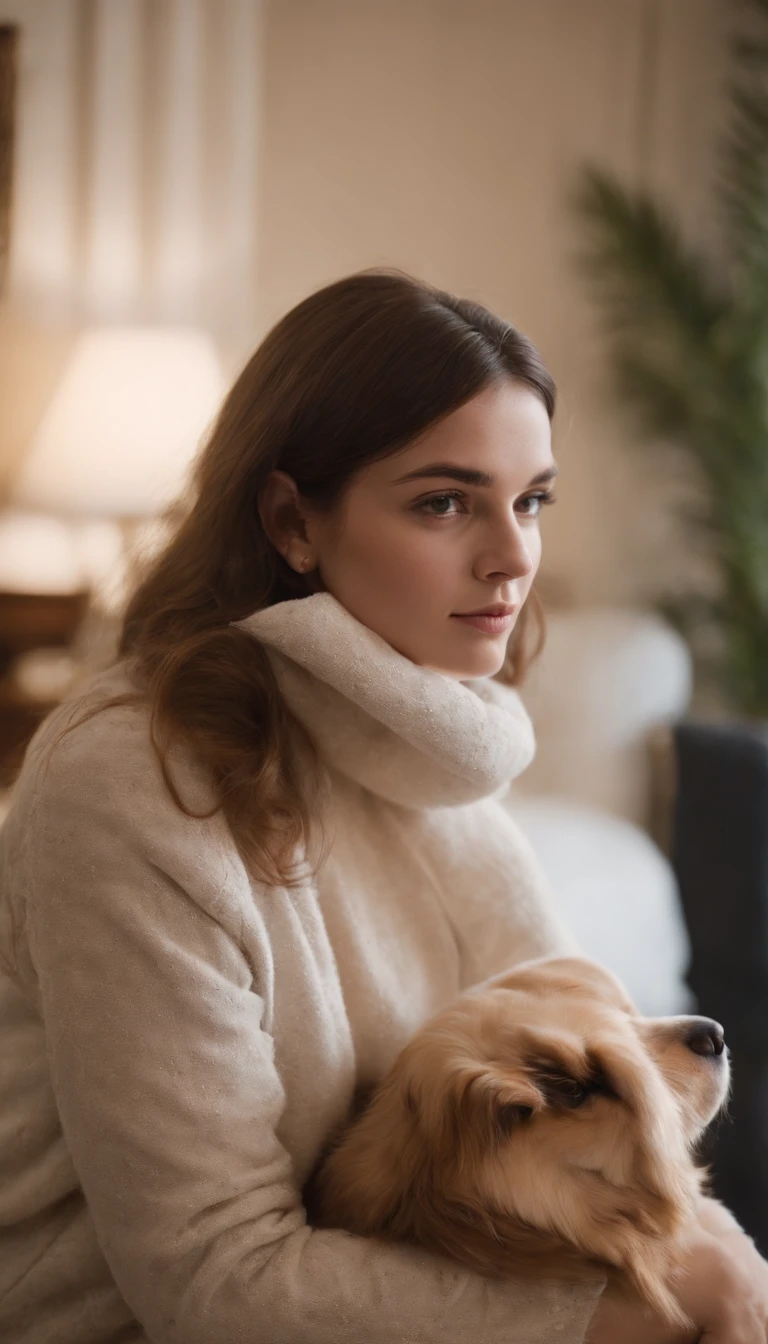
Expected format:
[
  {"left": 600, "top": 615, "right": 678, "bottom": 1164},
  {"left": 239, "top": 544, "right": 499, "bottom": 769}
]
[{"left": 672, "top": 719, "right": 768, "bottom": 1255}]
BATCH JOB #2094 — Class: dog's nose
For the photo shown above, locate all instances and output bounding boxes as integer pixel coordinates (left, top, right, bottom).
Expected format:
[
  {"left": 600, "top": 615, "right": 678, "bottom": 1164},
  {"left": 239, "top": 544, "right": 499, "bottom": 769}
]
[{"left": 684, "top": 1018, "right": 725, "bottom": 1057}]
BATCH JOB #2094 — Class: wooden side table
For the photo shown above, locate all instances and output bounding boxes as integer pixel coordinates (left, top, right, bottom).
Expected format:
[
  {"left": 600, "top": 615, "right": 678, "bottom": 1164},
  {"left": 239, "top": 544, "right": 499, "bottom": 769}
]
[{"left": 0, "top": 589, "right": 89, "bottom": 787}]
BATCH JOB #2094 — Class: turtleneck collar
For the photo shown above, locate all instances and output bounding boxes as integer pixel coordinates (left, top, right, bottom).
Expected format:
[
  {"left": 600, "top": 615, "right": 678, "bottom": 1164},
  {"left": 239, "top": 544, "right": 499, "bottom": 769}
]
[{"left": 233, "top": 593, "right": 536, "bottom": 810}]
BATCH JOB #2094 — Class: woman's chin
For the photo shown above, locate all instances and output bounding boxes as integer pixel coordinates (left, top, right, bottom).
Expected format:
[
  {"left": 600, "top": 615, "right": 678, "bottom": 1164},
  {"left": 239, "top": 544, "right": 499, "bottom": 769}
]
[
  {"left": 389, "top": 617, "right": 512, "bottom": 679},
  {"left": 420, "top": 642, "right": 509, "bottom": 681}
]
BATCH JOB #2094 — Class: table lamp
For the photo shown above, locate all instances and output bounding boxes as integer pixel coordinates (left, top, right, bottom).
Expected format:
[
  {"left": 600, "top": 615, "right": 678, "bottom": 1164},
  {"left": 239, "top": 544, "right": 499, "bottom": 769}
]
[
  {"left": 9, "top": 323, "right": 226, "bottom": 602},
  {"left": 13, "top": 325, "right": 225, "bottom": 518},
  {"left": 0, "top": 326, "right": 226, "bottom": 742}
]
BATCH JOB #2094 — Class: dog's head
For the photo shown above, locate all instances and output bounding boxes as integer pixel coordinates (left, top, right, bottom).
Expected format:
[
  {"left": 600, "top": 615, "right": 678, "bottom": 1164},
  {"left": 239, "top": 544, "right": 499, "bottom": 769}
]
[{"left": 310, "top": 956, "right": 730, "bottom": 1325}]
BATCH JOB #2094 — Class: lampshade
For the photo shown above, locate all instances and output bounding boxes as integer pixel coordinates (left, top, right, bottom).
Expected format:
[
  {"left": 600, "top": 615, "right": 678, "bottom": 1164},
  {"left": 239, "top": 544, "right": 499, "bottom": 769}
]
[{"left": 12, "top": 326, "right": 226, "bottom": 518}]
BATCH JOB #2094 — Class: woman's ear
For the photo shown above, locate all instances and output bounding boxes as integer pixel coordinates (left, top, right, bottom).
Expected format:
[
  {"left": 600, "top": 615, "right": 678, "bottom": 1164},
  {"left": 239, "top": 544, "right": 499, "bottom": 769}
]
[{"left": 257, "top": 468, "right": 317, "bottom": 558}]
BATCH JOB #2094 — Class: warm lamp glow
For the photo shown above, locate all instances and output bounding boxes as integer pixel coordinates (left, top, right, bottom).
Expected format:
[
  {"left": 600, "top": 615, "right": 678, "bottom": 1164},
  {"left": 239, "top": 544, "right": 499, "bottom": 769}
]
[
  {"left": 0, "top": 511, "right": 81, "bottom": 594},
  {"left": 12, "top": 326, "right": 226, "bottom": 518}
]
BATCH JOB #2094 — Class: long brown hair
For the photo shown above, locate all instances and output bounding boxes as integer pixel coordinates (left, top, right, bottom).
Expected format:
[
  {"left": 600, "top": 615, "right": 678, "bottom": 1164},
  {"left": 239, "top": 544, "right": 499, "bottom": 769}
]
[{"left": 71, "top": 269, "right": 557, "bottom": 889}]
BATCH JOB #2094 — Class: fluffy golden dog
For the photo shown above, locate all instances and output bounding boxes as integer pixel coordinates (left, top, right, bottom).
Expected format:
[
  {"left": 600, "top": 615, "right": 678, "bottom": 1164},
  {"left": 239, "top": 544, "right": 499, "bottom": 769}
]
[{"left": 304, "top": 956, "right": 730, "bottom": 1328}]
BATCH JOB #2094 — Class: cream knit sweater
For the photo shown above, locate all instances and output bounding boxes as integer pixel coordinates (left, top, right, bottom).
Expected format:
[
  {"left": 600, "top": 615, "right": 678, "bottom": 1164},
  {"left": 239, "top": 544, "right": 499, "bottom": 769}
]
[{"left": 0, "top": 593, "right": 606, "bottom": 1343}]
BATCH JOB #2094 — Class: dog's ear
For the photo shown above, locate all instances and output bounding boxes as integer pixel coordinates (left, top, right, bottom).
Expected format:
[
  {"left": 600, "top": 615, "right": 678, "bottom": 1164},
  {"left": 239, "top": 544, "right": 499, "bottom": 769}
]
[
  {"left": 449, "top": 1065, "right": 543, "bottom": 1148},
  {"left": 308, "top": 1071, "right": 427, "bottom": 1237}
]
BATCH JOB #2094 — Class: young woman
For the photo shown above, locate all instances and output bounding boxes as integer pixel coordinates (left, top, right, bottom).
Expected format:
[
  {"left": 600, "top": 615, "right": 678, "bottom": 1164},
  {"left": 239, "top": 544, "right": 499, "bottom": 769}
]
[{"left": 1, "top": 269, "right": 766, "bottom": 1344}]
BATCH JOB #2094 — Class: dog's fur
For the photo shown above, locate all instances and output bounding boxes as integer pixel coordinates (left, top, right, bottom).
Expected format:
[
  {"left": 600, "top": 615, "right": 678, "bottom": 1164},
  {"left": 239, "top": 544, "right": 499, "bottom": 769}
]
[{"left": 303, "top": 956, "right": 730, "bottom": 1328}]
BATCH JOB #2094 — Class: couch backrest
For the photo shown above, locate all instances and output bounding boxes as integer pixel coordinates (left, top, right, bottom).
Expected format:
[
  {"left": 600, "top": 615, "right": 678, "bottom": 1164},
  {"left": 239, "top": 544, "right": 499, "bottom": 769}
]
[{"left": 509, "top": 607, "right": 692, "bottom": 830}]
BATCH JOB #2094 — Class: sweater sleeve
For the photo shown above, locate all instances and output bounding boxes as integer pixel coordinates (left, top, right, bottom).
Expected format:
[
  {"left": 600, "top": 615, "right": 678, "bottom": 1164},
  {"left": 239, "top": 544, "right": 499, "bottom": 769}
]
[{"left": 22, "top": 717, "right": 604, "bottom": 1344}]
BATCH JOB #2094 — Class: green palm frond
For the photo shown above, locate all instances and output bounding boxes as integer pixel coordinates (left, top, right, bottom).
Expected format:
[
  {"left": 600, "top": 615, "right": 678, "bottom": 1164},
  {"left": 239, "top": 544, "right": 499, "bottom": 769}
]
[
  {"left": 718, "top": 77, "right": 768, "bottom": 304},
  {"left": 572, "top": 168, "right": 729, "bottom": 345},
  {"left": 571, "top": 2, "right": 768, "bottom": 716},
  {"left": 610, "top": 351, "right": 706, "bottom": 445}
]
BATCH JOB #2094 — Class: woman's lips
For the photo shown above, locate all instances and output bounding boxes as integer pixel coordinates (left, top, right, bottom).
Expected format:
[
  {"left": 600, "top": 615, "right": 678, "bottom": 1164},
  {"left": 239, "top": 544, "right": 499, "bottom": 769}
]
[{"left": 451, "top": 613, "right": 515, "bottom": 633}]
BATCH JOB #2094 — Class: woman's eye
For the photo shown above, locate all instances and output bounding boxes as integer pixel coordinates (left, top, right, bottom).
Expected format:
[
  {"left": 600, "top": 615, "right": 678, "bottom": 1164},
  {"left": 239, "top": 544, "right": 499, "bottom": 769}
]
[
  {"left": 517, "top": 491, "right": 555, "bottom": 518},
  {"left": 415, "top": 489, "right": 556, "bottom": 521},
  {"left": 416, "top": 491, "right": 466, "bottom": 518}
]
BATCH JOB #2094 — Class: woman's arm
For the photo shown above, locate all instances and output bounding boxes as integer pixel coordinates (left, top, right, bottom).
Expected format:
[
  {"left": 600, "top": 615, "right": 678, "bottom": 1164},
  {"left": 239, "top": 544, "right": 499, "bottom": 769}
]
[
  {"left": 585, "top": 1216, "right": 768, "bottom": 1344},
  {"left": 20, "top": 717, "right": 605, "bottom": 1344}
]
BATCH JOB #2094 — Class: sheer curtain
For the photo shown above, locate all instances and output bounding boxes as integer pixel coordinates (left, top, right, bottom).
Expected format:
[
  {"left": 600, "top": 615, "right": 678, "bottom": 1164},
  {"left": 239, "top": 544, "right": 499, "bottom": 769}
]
[
  {"left": 0, "top": 0, "right": 263, "bottom": 490},
  {"left": 8, "top": 0, "right": 262, "bottom": 334}
]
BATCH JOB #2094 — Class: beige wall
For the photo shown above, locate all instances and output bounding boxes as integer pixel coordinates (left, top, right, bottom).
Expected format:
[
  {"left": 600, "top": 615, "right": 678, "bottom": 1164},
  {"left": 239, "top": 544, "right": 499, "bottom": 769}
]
[
  {"left": 1, "top": 0, "right": 732, "bottom": 605},
  {"left": 258, "top": 0, "right": 731, "bottom": 605}
]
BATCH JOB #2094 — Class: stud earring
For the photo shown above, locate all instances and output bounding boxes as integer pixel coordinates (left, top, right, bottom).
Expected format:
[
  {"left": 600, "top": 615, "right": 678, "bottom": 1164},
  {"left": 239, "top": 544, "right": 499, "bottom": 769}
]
[{"left": 300, "top": 555, "right": 311, "bottom": 572}]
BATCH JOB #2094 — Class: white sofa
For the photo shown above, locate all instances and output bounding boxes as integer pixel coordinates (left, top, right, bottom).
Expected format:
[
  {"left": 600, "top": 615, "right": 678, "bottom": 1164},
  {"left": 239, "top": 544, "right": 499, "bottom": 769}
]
[{"left": 503, "top": 607, "right": 694, "bottom": 1017}]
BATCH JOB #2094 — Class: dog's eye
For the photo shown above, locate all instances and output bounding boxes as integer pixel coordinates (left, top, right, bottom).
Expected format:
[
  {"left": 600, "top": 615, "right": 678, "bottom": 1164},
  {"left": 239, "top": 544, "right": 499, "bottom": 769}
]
[
  {"left": 546, "top": 1076, "right": 592, "bottom": 1109},
  {"left": 532, "top": 1059, "right": 619, "bottom": 1110},
  {"left": 538, "top": 1071, "right": 616, "bottom": 1109}
]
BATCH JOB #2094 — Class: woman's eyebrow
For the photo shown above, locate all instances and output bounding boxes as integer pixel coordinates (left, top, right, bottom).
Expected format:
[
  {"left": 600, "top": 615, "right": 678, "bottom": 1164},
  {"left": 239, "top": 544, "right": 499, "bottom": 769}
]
[{"left": 389, "top": 464, "right": 558, "bottom": 488}]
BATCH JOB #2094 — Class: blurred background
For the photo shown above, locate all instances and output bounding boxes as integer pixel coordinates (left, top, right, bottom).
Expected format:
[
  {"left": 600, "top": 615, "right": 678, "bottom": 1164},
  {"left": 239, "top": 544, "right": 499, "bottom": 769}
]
[{"left": 2, "top": 0, "right": 767, "bottom": 1251}]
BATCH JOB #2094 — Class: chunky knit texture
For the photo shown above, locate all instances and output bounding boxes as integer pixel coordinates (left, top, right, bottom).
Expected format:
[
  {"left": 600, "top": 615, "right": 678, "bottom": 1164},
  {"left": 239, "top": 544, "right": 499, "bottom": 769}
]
[{"left": 0, "top": 593, "right": 605, "bottom": 1342}]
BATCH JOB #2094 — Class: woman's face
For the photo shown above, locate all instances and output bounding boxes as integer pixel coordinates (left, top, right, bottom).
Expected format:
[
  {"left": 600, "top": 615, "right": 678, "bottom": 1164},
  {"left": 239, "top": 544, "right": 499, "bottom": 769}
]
[{"left": 265, "top": 379, "right": 557, "bottom": 680}]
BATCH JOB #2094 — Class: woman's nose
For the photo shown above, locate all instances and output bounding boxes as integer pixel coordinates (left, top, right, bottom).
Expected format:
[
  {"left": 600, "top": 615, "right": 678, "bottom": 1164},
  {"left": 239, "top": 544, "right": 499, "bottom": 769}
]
[
  {"left": 684, "top": 1018, "right": 725, "bottom": 1057},
  {"left": 485, "top": 524, "right": 534, "bottom": 581}
]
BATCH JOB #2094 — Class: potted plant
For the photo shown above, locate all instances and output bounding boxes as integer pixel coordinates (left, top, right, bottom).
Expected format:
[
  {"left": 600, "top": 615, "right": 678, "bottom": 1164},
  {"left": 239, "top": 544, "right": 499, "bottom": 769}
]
[{"left": 571, "top": 0, "right": 768, "bottom": 1254}]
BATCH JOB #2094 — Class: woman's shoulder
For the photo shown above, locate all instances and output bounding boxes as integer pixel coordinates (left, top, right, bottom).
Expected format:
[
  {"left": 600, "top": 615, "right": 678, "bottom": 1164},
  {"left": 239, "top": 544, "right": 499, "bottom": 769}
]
[
  {"left": 1, "top": 660, "right": 257, "bottom": 933},
  {"left": 15, "top": 661, "right": 155, "bottom": 787},
  {"left": 8, "top": 657, "right": 221, "bottom": 843}
]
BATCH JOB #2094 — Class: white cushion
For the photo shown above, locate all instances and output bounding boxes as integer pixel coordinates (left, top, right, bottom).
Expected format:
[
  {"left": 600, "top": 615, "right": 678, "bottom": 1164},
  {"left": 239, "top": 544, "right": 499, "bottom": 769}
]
[
  {"left": 505, "top": 794, "right": 694, "bottom": 1017},
  {"left": 516, "top": 608, "right": 692, "bottom": 829}
]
